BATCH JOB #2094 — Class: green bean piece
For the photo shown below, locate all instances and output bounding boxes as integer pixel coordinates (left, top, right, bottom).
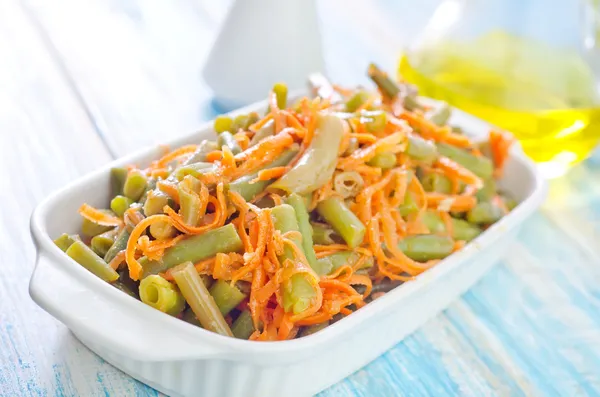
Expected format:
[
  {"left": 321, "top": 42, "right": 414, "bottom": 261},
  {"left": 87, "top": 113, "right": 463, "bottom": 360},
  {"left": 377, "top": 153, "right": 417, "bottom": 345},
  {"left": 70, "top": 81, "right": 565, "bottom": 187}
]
[
  {"left": 104, "top": 228, "right": 131, "bottom": 263},
  {"left": 467, "top": 202, "right": 505, "bottom": 225},
  {"left": 317, "top": 198, "right": 365, "bottom": 248},
  {"left": 231, "top": 114, "right": 250, "bottom": 133},
  {"left": 214, "top": 115, "right": 233, "bottom": 134},
  {"left": 185, "top": 140, "right": 220, "bottom": 164},
  {"left": 249, "top": 119, "right": 275, "bottom": 146},
  {"left": 396, "top": 235, "right": 454, "bottom": 262},
  {"left": 177, "top": 176, "right": 203, "bottom": 227},
  {"left": 123, "top": 170, "right": 147, "bottom": 201},
  {"left": 173, "top": 162, "right": 214, "bottom": 181},
  {"left": 333, "top": 171, "right": 364, "bottom": 199},
  {"left": 171, "top": 261, "right": 233, "bottom": 337},
  {"left": 368, "top": 63, "right": 400, "bottom": 98},
  {"left": 217, "top": 131, "right": 242, "bottom": 155},
  {"left": 452, "top": 218, "right": 482, "bottom": 241},
  {"left": 229, "top": 149, "right": 297, "bottom": 201},
  {"left": 209, "top": 280, "right": 247, "bottom": 316},
  {"left": 81, "top": 211, "right": 114, "bottom": 237},
  {"left": 110, "top": 195, "right": 134, "bottom": 218},
  {"left": 398, "top": 192, "right": 419, "bottom": 217},
  {"left": 322, "top": 251, "right": 374, "bottom": 273},
  {"left": 367, "top": 152, "right": 397, "bottom": 169},
  {"left": 315, "top": 258, "right": 334, "bottom": 275},
  {"left": 311, "top": 223, "right": 339, "bottom": 245},
  {"left": 54, "top": 233, "right": 80, "bottom": 252},
  {"left": 110, "top": 167, "right": 128, "bottom": 196},
  {"left": 437, "top": 143, "right": 494, "bottom": 179},
  {"left": 112, "top": 280, "right": 138, "bottom": 298},
  {"left": 182, "top": 308, "right": 202, "bottom": 327},
  {"left": 286, "top": 194, "right": 319, "bottom": 272},
  {"left": 140, "top": 224, "right": 243, "bottom": 277},
  {"left": 91, "top": 228, "right": 118, "bottom": 257},
  {"left": 366, "top": 111, "right": 388, "bottom": 133},
  {"left": 475, "top": 178, "right": 497, "bottom": 202},
  {"left": 66, "top": 240, "right": 119, "bottom": 282},
  {"left": 426, "top": 103, "right": 451, "bottom": 126},
  {"left": 345, "top": 91, "right": 370, "bottom": 112},
  {"left": 299, "top": 321, "right": 329, "bottom": 337},
  {"left": 139, "top": 275, "right": 185, "bottom": 316},
  {"left": 406, "top": 135, "right": 438, "bottom": 164},
  {"left": 273, "top": 82, "right": 288, "bottom": 109},
  {"left": 231, "top": 310, "right": 255, "bottom": 339},
  {"left": 143, "top": 190, "right": 171, "bottom": 216},
  {"left": 269, "top": 114, "right": 344, "bottom": 195},
  {"left": 422, "top": 210, "right": 482, "bottom": 241},
  {"left": 149, "top": 220, "right": 177, "bottom": 240},
  {"left": 421, "top": 173, "right": 452, "bottom": 194},
  {"left": 271, "top": 205, "right": 318, "bottom": 315},
  {"left": 282, "top": 273, "right": 316, "bottom": 314}
]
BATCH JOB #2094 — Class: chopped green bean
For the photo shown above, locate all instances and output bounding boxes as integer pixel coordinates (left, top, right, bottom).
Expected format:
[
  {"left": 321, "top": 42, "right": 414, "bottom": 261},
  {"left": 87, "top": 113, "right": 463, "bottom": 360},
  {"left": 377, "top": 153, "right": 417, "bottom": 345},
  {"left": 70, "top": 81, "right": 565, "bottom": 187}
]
[
  {"left": 140, "top": 224, "right": 243, "bottom": 277},
  {"left": 360, "top": 110, "right": 387, "bottom": 133},
  {"left": 54, "top": 233, "right": 80, "bottom": 252},
  {"left": 66, "top": 240, "right": 119, "bottom": 282},
  {"left": 346, "top": 91, "right": 370, "bottom": 112},
  {"left": 91, "top": 228, "right": 118, "bottom": 257},
  {"left": 398, "top": 192, "right": 419, "bottom": 216},
  {"left": 231, "top": 310, "right": 255, "bottom": 339},
  {"left": 422, "top": 210, "right": 481, "bottom": 241},
  {"left": 286, "top": 194, "right": 319, "bottom": 273},
  {"left": 110, "top": 167, "right": 128, "bottom": 197},
  {"left": 81, "top": 211, "right": 114, "bottom": 237},
  {"left": 368, "top": 63, "right": 399, "bottom": 98},
  {"left": 269, "top": 114, "right": 344, "bottom": 195},
  {"left": 185, "top": 140, "right": 219, "bottom": 164},
  {"left": 214, "top": 115, "right": 233, "bottom": 134},
  {"left": 217, "top": 131, "right": 242, "bottom": 155},
  {"left": 467, "top": 202, "right": 504, "bottom": 224},
  {"left": 407, "top": 135, "right": 438, "bottom": 164},
  {"left": 143, "top": 190, "right": 171, "bottom": 216},
  {"left": 333, "top": 171, "right": 364, "bottom": 199},
  {"left": 396, "top": 235, "right": 454, "bottom": 262},
  {"left": 367, "top": 152, "right": 396, "bottom": 169},
  {"left": 426, "top": 103, "right": 451, "bottom": 126},
  {"left": 104, "top": 228, "right": 130, "bottom": 263},
  {"left": 171, "top": 261, "right": 233, "bottom": 337},
  {"left": 209, "top": 280, "right": 247, "bottom": 316},
  {"left": 149, "top": 220, "right": 177, "bottom": 240},
  {"left": 437, "top": 143, "right": 494, "bottom": 179},
  {"left": 110, "top": 195, "right": 134, "bottom": 218},
  {"left": 123, "top": 170, "right": 147, "bottom": 201},
  {"left": 229, "top": 149, "right": 297, "bottom": 201},
  {"left": 178, "top": 176, "right": 203, "bottom": 227},
  {"left": 311, "top": 223, "right": 339, "bottom": 245},
  {"left": 317, "top": 197, "right": 365, "bottom": 248},
  {"left": 139, "top": 275, "right": 185, "bottom": 316},
  {"left": 173, "top": 162, "right": 214, "bottom": 181},
  {"left": 321, "top": 251, "right": 374, "bottom": 273},
  {"left": 421, "top": 173, "right": 452, "bottom": 194},
  {"left": 249, "top": 119, "right": 275, "bottom": 146},
  {"left": 273, "top": 82, "right": 288, "bottom": 109},
  {"left": 475, "top": 178, "right": 497, "bottom": 202}
]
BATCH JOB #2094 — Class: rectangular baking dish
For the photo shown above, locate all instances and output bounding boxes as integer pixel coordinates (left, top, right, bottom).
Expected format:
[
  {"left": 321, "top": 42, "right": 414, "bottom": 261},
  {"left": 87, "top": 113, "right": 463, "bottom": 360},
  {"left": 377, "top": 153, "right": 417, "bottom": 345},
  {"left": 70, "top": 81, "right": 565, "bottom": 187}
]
[{"left": 29, "top": 96, "right": 547, "bottom": 397}]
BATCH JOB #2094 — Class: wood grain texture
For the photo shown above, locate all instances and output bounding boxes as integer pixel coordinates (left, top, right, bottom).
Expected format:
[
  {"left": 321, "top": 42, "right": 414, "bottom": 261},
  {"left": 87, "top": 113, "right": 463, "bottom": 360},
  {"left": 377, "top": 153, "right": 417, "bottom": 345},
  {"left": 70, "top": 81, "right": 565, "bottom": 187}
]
[{"left": 2, "top": 0, "right": 600, "bottom": 396}]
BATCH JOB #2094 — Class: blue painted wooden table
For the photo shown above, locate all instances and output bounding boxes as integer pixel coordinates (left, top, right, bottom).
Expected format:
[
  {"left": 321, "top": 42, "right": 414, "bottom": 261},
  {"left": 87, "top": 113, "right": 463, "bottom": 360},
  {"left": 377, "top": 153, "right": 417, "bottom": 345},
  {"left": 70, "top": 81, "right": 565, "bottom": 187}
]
[{"left": 2, "top": 0, "right": 600, "bottom": 396}]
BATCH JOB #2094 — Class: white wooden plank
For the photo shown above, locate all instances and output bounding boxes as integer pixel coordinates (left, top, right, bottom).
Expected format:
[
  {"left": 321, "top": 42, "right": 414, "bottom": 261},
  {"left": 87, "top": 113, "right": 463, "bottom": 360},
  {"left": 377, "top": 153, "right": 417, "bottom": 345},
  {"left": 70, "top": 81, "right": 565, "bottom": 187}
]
[{"left": 0, "top": 1, "right": 155, "bottom": 396}]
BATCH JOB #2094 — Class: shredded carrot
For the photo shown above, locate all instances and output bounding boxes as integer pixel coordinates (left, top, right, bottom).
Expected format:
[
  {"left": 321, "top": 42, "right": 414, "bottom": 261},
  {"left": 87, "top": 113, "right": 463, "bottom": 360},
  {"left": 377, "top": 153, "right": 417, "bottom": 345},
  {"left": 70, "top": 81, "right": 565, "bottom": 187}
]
[
  {"left": 426, "top": 193, "right": 477, "bottom": 212},
  {"left": 150, "top": 145, "right": 198, "bottom": 170},
  {"left": 156, "top": 181, "right": 180, "bottom": 205},
  {"left": 489, "top": 129, "right": 515, "bottom": 177},
  {"left": 125, "top": 214, "right": 174, "bottom": 281},
  {"left": 108, "top": 251, "right": 126, "bottom": 270},
  {"left": 252, "top": 166, "right": 289, "bottom": 183},
  {"left": 205, "top": 150, "right": 223, "bottom": 163},
  {"left": 78, "top": 204, "right": 122, "bottom": 227}
]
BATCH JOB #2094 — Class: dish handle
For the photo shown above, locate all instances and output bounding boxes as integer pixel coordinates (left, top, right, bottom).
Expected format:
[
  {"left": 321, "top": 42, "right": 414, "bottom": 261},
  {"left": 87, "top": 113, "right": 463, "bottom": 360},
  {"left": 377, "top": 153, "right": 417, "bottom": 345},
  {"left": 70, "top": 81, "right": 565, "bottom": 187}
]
[{"left": 29, "top": 246, "right": 231, "bottom": 362}]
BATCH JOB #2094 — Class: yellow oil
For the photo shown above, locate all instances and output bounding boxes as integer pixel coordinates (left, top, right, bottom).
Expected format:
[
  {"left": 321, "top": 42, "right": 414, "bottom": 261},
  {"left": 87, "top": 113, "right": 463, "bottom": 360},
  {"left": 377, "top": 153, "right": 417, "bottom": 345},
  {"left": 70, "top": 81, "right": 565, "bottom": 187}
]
[{"left": 398, "top": 33, "right": 600, "bottom": 177}]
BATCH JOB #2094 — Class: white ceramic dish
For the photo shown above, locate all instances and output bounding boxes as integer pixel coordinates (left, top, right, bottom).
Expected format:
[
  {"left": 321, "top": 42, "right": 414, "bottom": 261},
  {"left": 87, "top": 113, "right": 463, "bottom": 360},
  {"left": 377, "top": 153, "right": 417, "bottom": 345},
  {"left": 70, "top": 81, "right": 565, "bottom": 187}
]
[{"left": 30, "top": 96, "right": 547, "bottom": 397}]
